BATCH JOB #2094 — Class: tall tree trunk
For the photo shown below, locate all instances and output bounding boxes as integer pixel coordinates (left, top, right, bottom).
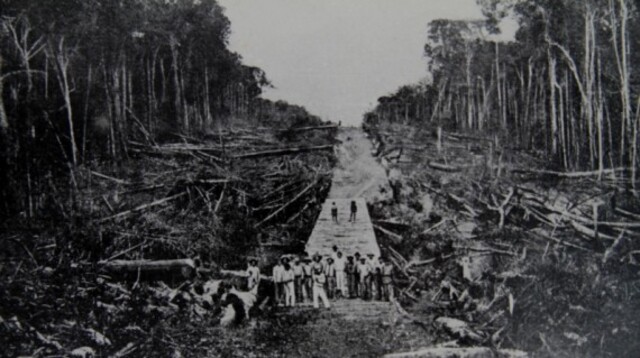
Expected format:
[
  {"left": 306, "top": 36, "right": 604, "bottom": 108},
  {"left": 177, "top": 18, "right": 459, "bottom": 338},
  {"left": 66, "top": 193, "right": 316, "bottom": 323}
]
[{"left": 52, "top": 38, "right": 78, "bottom": 167}]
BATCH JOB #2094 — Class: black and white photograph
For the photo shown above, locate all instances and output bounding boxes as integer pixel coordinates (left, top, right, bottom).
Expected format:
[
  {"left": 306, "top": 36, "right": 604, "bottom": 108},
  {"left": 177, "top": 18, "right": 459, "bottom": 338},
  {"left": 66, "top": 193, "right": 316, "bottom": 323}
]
[{"left": 1, "top": 0, "right": 640, "bottom": 357}]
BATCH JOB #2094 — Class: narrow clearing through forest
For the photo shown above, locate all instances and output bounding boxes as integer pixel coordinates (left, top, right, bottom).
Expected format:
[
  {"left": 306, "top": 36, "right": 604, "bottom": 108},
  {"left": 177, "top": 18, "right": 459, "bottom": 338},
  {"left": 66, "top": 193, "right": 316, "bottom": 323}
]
[{"left": 269, "top": 128, "right": 435, "bottom": 357}]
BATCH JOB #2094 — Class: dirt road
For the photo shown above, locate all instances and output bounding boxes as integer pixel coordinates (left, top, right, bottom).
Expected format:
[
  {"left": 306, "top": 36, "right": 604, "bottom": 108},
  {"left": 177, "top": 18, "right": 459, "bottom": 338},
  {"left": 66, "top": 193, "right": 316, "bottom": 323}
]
[{"left": 328, "top": 127, "right": 391, "bottom": 201}]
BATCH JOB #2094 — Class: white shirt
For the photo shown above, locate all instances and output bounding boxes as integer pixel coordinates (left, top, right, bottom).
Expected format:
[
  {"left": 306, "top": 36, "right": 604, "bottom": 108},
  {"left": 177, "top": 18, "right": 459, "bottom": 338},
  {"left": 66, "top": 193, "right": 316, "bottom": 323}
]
[
  {"left": 247, "top": 266, "right": 260, "bottom": 287},
  {"left": 272, "top": 264, "right": 284, "bottom": 283},
  {"left": 334, "top": 256, "right": 346, "bottom": 271}
]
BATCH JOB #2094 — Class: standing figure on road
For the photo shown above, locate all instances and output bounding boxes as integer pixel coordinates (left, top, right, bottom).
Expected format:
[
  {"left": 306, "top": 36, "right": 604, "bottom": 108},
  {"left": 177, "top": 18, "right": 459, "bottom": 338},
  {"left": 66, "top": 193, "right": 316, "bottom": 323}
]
[
  {"left": 345, "top": 256, "right": 357, "bottom": 298},
  {"left": 325, "top": 257, "right": 336, "bottom": 299},
  {"left": 331, "top": 202, "right": 338, "bottom": 224},
  {"left": 381, "top": 257, "right": 394, "bottom": 301},
  {"left": 272, "top": 258, "right": 285, "bottom": 306},
  {"left": 334, "top": 251, "right": 346, "bottom": 298},
  {"left": 312, "top": 255, "right": 331, "bottom": 308},
  {"left": 246, "top": 258, "right": 260, "bottom": 295},
  {"left": 357, "top": 257, "right": 370, "bottom": 299},
  {"left": 282, "top": 257, "right": 296, "bottom": 307},
  {"left": 302, "top": 257, "right": 313, "bottom": 302},
  {"left": 349, "top": 200, "right": 357, "bottom": 222},
  {"left": 366, "top": 253, "right": 379, "bottom": 300},
  {"left": 353, "top": 252, "right": 362, "bottom": 297},
  {"left": 293, "top": 257, "right": 304, "bottom": 303}
]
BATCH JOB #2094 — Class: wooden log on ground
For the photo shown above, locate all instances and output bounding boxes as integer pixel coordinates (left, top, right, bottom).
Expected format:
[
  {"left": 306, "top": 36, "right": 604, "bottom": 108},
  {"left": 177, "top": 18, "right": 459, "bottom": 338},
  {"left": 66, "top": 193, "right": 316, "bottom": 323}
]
[
  {"left": 428, "top": 161, "right": 462, "bottom": 172},
  {"left": 233, "top": 145, "right": 334, "bottom": 159},
  {"left": 100, "top": 259, "right": 195, "bottom": 279},
  {"left": 279, "top": 124, "right": 338, "bottom": 132},
  {"left": 97, "top": 192, "right": 187, "bottom": 223},
  {"left": 384, "top": 347, "right": 529, "bottom": 358},
  {"left": 255, "top": 178, "right": 320, "bottom": 227},
  {"left": 373, "top": 224, "right": 403, "bottom": 243},
  {"left": 511, "top": 167, "right": 628, "bottom": 178}
]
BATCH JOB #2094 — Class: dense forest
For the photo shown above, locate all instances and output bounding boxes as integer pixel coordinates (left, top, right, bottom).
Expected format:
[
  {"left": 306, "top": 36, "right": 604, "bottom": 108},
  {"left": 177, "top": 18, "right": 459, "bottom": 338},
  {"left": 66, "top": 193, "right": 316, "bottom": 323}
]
[
  {"left": 0, "top": 0, "right": 330, "bottom": 220},
  {"left": 364, "top": 0, "right": 640, "bottom": 185}
]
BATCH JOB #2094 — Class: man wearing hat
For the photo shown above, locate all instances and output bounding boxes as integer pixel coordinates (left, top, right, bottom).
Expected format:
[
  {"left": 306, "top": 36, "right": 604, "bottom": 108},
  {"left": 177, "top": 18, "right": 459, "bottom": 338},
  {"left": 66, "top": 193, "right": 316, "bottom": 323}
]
[
  {"left": 334, "top": 251, "right": 346, "bottom": 298},
  {"left": 357, "top": 257, "right": 370, "bottom": 299},
  {"left": 353, "top": 252, "right": 362, "bottom": 297},
  {"left": 272, "top": 257, "right": 285, "bottom": 306},
  {"left": 366, "top": 253, "right": 379, "bottom": 300},
  {"left": 302, "top": 257, "right": 313, "bottom": 302},
  {"left": 312, "top": 255, "right": 331, "bottom": 309},
  {"left": 380, "top": 257, "right": 394, "bottom": 301},
  {"left": 325, "top": 257, "right": 336, "bottom": 299},
  {"left": 246, "top": 258, "right": 260, "bottom": 295},
  {"left": 345, "top": 256, "right": 357, "bottom": 298},
  {"left": 293, "top": 257, "right": 304, "bottom": 303},
  {"left": 282, "top": 257, "right": 296, "bottom": 307}
]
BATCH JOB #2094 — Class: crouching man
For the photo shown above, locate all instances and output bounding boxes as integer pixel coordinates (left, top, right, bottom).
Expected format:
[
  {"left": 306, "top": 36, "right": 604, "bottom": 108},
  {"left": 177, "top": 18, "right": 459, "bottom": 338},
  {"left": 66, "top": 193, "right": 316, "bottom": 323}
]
[{"left": 217, "top": 281, "right": 258, "bottom": 326}]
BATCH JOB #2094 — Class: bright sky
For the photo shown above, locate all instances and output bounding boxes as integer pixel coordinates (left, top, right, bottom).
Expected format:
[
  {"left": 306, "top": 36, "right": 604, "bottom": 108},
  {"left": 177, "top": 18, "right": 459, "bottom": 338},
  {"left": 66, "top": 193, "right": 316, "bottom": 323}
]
[{"left": 219, "top": 0, "right": 516, "bottom": 126}]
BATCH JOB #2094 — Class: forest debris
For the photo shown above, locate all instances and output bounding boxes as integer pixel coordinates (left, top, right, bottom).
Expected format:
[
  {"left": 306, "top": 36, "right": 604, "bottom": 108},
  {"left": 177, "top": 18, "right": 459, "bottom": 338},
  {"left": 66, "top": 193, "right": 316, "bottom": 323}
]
[
  {"left": 255, "top": 178, "right": 321, "bottom": 227},
  {"left": 434, "top": 317, "right": 484, "bottom": 342},
  {"left": 422, "top": 219, "right": 448, "bottom": 234},
  {"left": 511, "top": 167, "right": 628, "bottom": 178},
  {"left": 97, "top": 192, "right": 187, "bottom": 223},
  {"left": 112, "top": 342, "right": 138, "bottom": 358},
  {"left": 70, "top": 347, "right": 96, "bottom": 358},
  {"left": 232, "top": 145, "right": 334, "bottom": 159},
  {"left": 374, "top": 224, "right": 403, "bottom": 243},
  {"left": 279, "top": 124, "right": 338, "bottom": 132},
  {"left": 428, "top": 161, "right": 462, "bottom": 172},
  {"left": 89, "top": 170, "right": 130, "bottom": 185},
  {"left": 84, "top": 328, "right": 111, "bottom": 347}
]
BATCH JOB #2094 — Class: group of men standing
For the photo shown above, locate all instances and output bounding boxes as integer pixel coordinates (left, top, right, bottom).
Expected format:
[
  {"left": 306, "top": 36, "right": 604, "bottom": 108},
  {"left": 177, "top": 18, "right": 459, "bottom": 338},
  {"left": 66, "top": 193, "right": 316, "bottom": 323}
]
[{"left": 266, "top": 245, "right": 394, "bottom": 309}]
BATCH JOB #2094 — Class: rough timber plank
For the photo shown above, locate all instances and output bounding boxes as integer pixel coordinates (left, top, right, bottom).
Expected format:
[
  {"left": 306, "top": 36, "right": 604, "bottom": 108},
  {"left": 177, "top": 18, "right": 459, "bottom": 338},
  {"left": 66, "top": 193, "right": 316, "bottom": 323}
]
[{"left": 305, "top": 198, "right": 380, "bottom": 259}]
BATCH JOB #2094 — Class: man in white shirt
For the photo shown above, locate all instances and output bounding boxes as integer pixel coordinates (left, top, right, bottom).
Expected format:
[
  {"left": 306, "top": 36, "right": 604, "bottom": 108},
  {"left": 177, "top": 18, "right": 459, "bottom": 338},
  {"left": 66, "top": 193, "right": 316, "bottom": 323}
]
[
  {"left": 366, "top": 253, "right": 379, "bottom": 300},
  {"left": 293, "top": 257, "right": 304, "bottom": 303},
  {"left": 333, "top": 251, "right": 346, "bottom": 298},
  {"left": 357, "top": 257, "right": 370, "bottom": 300},
  {"left": 312, "top": 255, "right": 330, "bottom": 309},
  {"left": 272, "top": 258, "right": 285, "bottom": 306},
  {"left": 325, "top": 257, "right": 336, "bottom": 299},
  {"left": 246, "top": 259, "right": 260, "bottom": 295}
]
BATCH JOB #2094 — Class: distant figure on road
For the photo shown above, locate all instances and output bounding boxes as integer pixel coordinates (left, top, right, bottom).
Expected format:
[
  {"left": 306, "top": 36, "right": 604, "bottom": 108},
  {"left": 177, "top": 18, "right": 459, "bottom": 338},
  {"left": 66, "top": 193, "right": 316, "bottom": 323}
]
[
  {"left": 349, "top": 200, "right": 357, "bottom": 222},
  {"left": 331, "top": 202, "right": 338, "bottom": 223}
]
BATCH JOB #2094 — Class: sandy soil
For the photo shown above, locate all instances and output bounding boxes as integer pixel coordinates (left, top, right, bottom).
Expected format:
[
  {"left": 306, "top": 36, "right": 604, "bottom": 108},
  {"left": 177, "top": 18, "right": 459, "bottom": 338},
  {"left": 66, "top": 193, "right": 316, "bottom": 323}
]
[{"left": 328, "top": 127, "right": 391, "bottom": 201}]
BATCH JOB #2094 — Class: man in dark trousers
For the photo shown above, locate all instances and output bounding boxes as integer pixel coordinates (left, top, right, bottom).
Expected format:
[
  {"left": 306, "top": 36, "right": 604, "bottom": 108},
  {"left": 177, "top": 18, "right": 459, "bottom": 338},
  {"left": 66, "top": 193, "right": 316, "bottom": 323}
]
[
  {"left": 331, "top": 202, "right": 338, "bottom": 223},
  {"left": 349, "top": 200, "right": 357, "bottom": 222}
]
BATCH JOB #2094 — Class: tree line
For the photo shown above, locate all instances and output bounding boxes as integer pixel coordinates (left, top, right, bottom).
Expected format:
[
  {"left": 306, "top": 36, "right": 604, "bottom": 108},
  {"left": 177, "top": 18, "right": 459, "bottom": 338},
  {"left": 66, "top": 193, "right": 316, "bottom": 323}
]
[
  {"left": 0, "top": 0, "right": 323, "bottom": 219},
  {"left": 364, "top": 0, "right": 639, "bottom": 185}
]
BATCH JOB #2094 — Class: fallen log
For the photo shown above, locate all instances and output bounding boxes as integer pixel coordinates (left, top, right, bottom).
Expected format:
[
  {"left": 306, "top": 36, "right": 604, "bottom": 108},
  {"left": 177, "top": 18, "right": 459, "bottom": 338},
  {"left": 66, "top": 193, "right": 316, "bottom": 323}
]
[
  {"left": 373, "top": 224, "right": 403, "bottom": 243},
  {"left": 232, "top": 145, "right": 334, "bottom": 159},
  {"left": 279, "top": 124, "right": 338, "bottom": 132},
  {"left": 428, "top": 161, "right": 462, "bottom": 172},
  {"left": 97, "top": 192, "right": 187, "bottom": 223},
  {"left": 90, "top": 170, "right": 130, "bottom": 185},
  {"left": 571, "top": 221, "right": 617, "bottom": 241},
  {"left": 100, "top": 259, "right": 195, "bottom": 279},
  {"left": 384, "top": 347, "right": 529, "bottom": 358},
  {"left": 511, "top": 167, "right": 628, "bottom": 178},
  {"left": 255, "top": 178, "right": 320, "bottom": 227}
]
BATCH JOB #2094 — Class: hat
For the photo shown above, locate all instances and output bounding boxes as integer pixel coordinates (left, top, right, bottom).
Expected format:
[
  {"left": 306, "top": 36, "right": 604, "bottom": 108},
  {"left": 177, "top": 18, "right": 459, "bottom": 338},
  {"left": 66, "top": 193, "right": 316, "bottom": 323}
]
[{"left": 367, "top": 253, "right": 374, "bottom": 257}]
